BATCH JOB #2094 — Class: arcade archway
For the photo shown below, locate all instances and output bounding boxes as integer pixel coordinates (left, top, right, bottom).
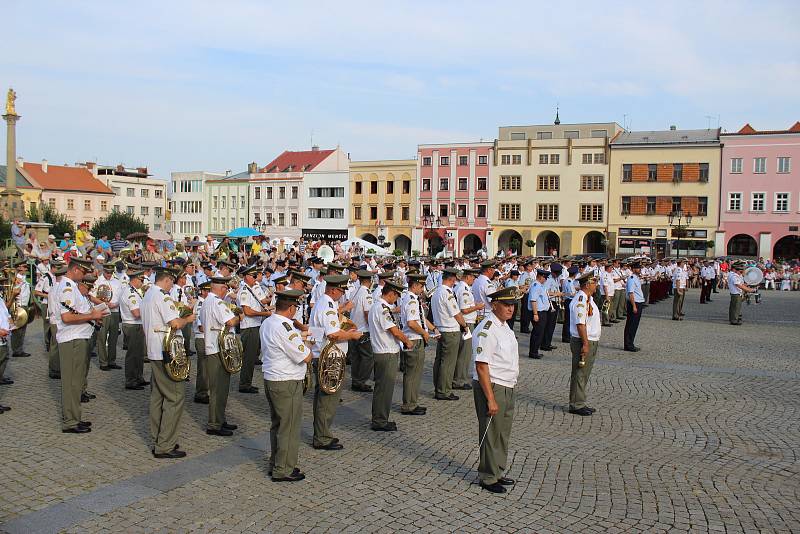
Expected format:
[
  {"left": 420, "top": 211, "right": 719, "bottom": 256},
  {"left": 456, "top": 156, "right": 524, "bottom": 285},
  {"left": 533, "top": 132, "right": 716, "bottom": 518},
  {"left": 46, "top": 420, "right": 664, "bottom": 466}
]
[
  {"left": 394, "top": 234, "right": 411, "bottom": 254},
  {"left": 773, "top": 235, "right": 800, "bottom": 259},
  {"left": 583, "top": 231, "right": 605, "bottom": 254},
  {"left": 462, "top": 233, "right": 483, "bottom": 255},
  {"left": 536, "top": 231, "right": 560, "bottom": 256},
  {"left": 726, "top": 234, "right": 757, "bottom": 257},
  {"left": 497, "top": 229, "right": 522, "bottom": 255}
]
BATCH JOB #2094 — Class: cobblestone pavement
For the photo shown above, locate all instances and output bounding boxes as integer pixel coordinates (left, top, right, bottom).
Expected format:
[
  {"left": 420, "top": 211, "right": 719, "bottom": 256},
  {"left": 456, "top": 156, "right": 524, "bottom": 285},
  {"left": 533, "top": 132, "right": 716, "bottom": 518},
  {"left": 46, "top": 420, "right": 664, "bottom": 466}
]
[{"left": 1, "top": 289, "right": 798, "bottom": 533}]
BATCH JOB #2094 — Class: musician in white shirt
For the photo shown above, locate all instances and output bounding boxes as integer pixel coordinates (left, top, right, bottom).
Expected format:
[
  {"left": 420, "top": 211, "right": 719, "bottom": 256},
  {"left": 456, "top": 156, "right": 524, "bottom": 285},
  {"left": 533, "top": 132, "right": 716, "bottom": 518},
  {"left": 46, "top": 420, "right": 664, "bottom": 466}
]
[
  {"left": 94, "top": 264, "right": 123, "bottom": 370},
  {"left": 672, "top": 259, "right": 688, "bottom": 320},
  {"left": 431, "top": 268, "right": 468, "bottom": 400},
  {"left": 119, "top": 270, "right": 147, "bottom": 389},
  {"left": 237, "top": 265, "right": 271, "bottom": 394},
  {"left": 399, "top": 273, "right": 436, "bottom": 415},
  {"left": 348, "top": 270, "right": 375, "bottom": 392},
  {"left": 453, "top": 269, "right": 483, "bottom": 390}
]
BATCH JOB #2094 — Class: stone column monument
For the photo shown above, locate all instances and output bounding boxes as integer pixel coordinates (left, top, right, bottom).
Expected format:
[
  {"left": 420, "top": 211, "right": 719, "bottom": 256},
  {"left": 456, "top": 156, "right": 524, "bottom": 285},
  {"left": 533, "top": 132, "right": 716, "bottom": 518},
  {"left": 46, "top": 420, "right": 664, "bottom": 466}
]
[{"left": 2, "top": 88, "right": 24, "bottom": 219}]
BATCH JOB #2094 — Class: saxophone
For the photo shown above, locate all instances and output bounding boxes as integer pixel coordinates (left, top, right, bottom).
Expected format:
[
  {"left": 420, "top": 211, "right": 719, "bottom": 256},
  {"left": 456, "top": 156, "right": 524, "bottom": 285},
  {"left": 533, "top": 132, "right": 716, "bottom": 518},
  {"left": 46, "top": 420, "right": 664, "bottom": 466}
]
[
  {"left": 163, "top": 302, "right": 193, "bottom": 381},
  {"left": 316, "top": 314, "right": 354, "bottom": 394},
  {"left": 216, "top": 301, "right": 244, "bottom": 373}
]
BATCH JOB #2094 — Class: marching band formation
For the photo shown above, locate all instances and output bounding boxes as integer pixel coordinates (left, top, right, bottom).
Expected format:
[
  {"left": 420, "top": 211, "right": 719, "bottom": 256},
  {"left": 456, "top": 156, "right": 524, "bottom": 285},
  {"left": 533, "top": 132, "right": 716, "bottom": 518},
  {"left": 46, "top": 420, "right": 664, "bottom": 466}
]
[{"left": 0, "top": 247, "right": 773, "bottom": 491}]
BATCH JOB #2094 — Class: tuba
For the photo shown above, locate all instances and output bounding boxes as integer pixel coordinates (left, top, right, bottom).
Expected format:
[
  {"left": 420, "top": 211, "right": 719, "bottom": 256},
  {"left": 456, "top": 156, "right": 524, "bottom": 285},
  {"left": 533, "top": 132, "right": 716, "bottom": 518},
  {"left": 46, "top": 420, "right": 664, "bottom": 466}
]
[
  {"left": 316, "top": 315, "right": 353, "bottom": 394},
  {"left": 95, "top": 284, "right": 113, "bottom": 303},
  {"left": 216, "top": 301, "right": 243, "bottom": 373},
  {"left": 163, "top": 302, "right": 193, "bottom": 381},
  {"left": 3, "top": 269, "right": 28, "bottom": 329}
]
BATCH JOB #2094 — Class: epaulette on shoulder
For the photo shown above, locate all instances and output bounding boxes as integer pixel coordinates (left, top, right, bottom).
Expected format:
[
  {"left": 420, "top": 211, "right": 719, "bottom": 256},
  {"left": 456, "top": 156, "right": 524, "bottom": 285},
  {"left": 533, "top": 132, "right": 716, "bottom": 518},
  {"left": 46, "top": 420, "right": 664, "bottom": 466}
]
[
  {"left": 282, "top": 322, "right": 293, "bottom": 332},
  {"left": 328, "top": 301, "right": 334, "bottom": 308},
  {"left": 484, "top": 320, "right": 492, "bottom": 329}
]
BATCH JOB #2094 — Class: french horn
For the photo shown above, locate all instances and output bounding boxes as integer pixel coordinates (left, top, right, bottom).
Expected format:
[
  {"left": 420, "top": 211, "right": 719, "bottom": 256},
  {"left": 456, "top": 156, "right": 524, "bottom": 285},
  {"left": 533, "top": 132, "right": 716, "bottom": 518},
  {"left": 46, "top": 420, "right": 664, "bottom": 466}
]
[
  {"left": 316, "top": 315, "right": 354, "bottom": 394},
  {"left": 163, "top": 302, "right": 193, "bottom": 381},
  {"left": 216, "top": 301, "right": 243, "bottom": 373}
]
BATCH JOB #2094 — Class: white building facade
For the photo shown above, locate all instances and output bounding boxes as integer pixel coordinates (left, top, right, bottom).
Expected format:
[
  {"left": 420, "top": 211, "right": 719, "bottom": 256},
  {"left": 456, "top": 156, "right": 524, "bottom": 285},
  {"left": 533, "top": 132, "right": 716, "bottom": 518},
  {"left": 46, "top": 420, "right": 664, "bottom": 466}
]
[
  {"left": 206, "top": 170, "right": 250, "bottom": 237},
  {"left": 85, "top": 164, "right": 169, "bottom": 231},
  {"left": 168, "top": 170, "right": 223, "bottom": 239}
]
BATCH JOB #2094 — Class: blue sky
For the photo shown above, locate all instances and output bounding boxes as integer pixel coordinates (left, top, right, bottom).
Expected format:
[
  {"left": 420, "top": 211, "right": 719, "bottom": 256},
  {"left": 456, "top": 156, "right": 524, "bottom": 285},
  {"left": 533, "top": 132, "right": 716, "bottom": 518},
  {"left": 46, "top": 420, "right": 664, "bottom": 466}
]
[{"left": 3, "top": 0, "right": 798, "bottom": 180}]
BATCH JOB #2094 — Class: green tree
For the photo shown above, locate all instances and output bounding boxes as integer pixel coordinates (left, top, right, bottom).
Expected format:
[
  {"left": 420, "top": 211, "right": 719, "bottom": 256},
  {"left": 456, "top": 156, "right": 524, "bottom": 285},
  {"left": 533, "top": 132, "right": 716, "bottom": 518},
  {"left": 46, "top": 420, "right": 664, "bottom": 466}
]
[
  {"left": 90, "top": 209, "right": 147, "bottom": 239},
  {"left": 26, "top": 203, "right": 75, "bottom": 238}
]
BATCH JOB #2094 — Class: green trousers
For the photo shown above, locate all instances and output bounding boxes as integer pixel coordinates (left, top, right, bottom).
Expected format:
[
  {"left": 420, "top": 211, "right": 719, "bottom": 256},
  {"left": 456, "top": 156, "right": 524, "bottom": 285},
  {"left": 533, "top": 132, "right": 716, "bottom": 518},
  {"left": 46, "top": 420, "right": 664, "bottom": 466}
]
[
  {"left": 372, "top": 352, "right": 398, "bottom": 427},
  {"left": 58, "top": 339, "right": 89, "bottom": 430},
  {"left": 239, "top": 327, "right": 260, "bottom": 390},
  {"left": 0, "top": 343, "right": 8, "bottom": 380},
  {"left": 149, "top": 359, "right": 185, "bottom": 454},
  {"left": 181, "top": 323, "right": 192, "bottom": 357},
  {"left": 473, "top": 380, "right": 515, "bottom": 485},
  {"left": 401, "top": 339, "right": 425, "bottom": 411},
  {"left": 48, "top": 323, "right": 60, "bottom": 375},
  {"left": 42, "top": 314, "right": 51, "bottom": 350},
  {"left": 612, "top": 291, "right": 625, "bottom": 320},
  {"left": 194, "top": 337, "right": 209, "bottom": 401},
  {"left": 433, "top": 331, "right": 461, "bottom": 397},
  {"left": 122, "top": 323, "right": 145, "bottom": 387},
  {"left": 348, "top": 337, "right": 374, "bottom": 388},
  {"left": 97, "top": 311, "right": 120, "bottom": 367},
  {"left": 672, "top": 289, "right": 685, "bottom": 319},
  {"left": 264, "top": 378, "right": 303, "bottom": 478},
  {"left": 312, "top": 359, "right": 341, "bottom": 447},
  {"left": 729, "top": 294, "right": 742, "bottom": 324},
  {"left": 453, "top": 323, "right": 474, "bottom": 388},
  {"left": 206, "top": 352, "right": 231, "bottom": 430},
  {"left": 11, "top": 323, "right": 27, "bottom": 357},
  {"left": 569, "top": 338, "right": 598, "bottom": 409}
]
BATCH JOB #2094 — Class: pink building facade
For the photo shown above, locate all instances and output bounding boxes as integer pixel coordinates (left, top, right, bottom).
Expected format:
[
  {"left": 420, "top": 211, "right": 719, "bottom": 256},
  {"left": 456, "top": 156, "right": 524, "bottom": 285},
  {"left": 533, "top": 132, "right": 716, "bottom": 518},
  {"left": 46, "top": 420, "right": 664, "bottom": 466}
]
[
  {"left": 718, "top": 123, "right": 800, "bottom": 260},
  {"left": 414, "top": 143, "right": 493, "bottom": 257}
]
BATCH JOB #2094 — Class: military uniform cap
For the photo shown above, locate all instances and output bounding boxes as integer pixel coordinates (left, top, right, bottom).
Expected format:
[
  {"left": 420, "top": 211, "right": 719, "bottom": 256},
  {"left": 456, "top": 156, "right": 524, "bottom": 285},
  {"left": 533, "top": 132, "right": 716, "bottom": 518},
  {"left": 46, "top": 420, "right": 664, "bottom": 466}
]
[
  {"left": 200, "top": 261, "right": 212, "bottom": 269},
  {"left": 81, "top": 274, "right": 98, "bottom": 287},
  {"left": 442, "top": 267, "right": 461, "bottom": 276},
  {"left": 141, "top": 261, "right": 157, "bottom": 269},
  {"left": 289, "top": 270, "right": 312, "bottom": 282},
  {"left": 731, "top": 261, "right": 747, "bottom": 270},
  {"left": 408, "top": 260, "right": 421, "bottom": 267},
  {"left": 480, "top": 260, "right": 497, "bottom": 268},
  {"left": 629, "top": 261, "right": 642, "bottom": 269},
  {"left": 567, "top": 266, "right": 580, "bottom": 276},
  {"left": 382, "top": 279, "right": 404, "bottom": 294},
  {"left": 69, "top": 257, "right": 94, "bottom": 271},
  {"left": 53, "top": 265, "right": 68, "bottom": 276},
  {"left": 102, "top": 263, "right": 115, "bottom": 272},
  {"left": 549, "top": 262, "right": 563, "bottom": 273},
  {"left": 218, "top": 260, "right": 237, "bottom": 269},
  {"left": 327, "top": 262, "right": 346, "bottom": 273},
  {"left": 487, "top": 286, "right": 523, "bottom": 302},
  {"left": 356, "top": 269, "right": 375, "bottom": 279},
  {"left": 407, "top": 273, "right": 427, "bottom": 283},
  {"left": 509, "top": 269, "right": 520, "bottom": 276},
  {"left": 576, "top": 272, "right": 598, "bottom": 286},
  {"left": 238, "top": 264, "right": 259, "bottom": 276},
  {"left": 310, "top": 257, "right": 324, "bottom": 264},
  {"left": 377, "top": 271, "right": 395, "bottom": 280},
  {"left": 275, "top": 289, "right": 304, "bottom": 304},
  {"left": 197, "top": 280, "right": 212, "bottom": 290},
  {"left": 275, "top": 259, "right": 287, "bottom": 266},
  {"left": 210, "top": 275, "right": 232, "bottom": 285},
  {"left": 536, "top": 268, "right": 549, "bottom": 277},
  {"left": 128, "top": 269, "right": 145, "bottom": 279},
  {"left": 323, "top": 274, "right": 348, "bottom": 288},
  {"left": 273, "top": 275, "right": 290, "bottom": 286},
  {"left": 462, "top": 268, "right": 480, "bottom": 276}
]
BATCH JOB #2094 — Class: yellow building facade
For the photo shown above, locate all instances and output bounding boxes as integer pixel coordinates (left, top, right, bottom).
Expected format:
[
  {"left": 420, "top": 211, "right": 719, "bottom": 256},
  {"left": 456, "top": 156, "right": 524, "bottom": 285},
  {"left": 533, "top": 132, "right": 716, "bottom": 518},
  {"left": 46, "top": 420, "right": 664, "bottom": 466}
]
[
  {"left": 491, "top": 122, "right": 622, "bottom": 256},
  {"left": 607, "top": 129, "right": 721, "bottom": 258},
  {"left": 350, "top": 159, "right": 416, "bottom": 254}
]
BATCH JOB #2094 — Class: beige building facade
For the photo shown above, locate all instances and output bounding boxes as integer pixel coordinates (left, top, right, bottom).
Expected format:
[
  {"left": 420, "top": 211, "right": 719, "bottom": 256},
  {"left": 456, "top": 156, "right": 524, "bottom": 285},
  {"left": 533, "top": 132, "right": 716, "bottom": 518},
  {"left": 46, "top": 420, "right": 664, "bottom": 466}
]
[
  {"left": 492, "top": 121, "right": 622, "bottom": 256},
  {"left": 350, "top": 159, "right": 416, "bottom": 254},
  {"left": 608, "top": 129, "right": 721, "bottom": 258}
]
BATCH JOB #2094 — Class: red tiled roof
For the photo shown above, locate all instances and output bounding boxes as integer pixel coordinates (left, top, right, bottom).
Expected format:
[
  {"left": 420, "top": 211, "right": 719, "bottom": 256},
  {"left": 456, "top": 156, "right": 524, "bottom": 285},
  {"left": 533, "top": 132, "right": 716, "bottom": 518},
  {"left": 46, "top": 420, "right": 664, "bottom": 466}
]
[
  {"left": 261, "top": 149, "right": 335, "bottom": 173},
  {"left": 22, "top": 162, "right": 114, "bottom": 194},
  {"left": 725, "top": 122, "right": 800, "bottom": 136}
]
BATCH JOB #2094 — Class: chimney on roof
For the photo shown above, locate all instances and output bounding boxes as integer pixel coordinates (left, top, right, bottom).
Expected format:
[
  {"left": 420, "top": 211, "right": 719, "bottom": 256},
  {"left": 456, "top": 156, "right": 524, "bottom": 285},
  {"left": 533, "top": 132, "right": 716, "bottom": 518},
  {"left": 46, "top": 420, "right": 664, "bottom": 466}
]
[
  {"left": 137, "top": 167, "right": 147, "bottom": 175},
  {"left": 116, "top": 164, "right": 125, "bottom": 173},
  {"left": 247, "top": 162, "right": 258, "bottom": 174},
  {"left": 670, "top": 125, "right": 677, "bottom": 131},
  {"left": 225, "top": 170, "right": 231, "bottom": 177},
  {"left": 42, "top": 159, "right": 48, "bottom": 172},
  {"left": 311, "top": 145, "right": 319, "bottom": 152},
  {"left": 16, "top": 156, "right": 23, "bottom": 168}
]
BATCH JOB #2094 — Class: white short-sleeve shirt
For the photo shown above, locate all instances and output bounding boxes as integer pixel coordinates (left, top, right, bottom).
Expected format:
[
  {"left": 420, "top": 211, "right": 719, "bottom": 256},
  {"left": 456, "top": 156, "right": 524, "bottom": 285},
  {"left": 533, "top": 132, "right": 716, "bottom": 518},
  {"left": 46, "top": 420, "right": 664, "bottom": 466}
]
[
  {"left": 119, "top": 285, "right": 143, "bottom": 325},
  {"left": 141, "top": 285, "right": 181, "bottom": 361},
  {"left": 369, "top": 297, "right": 400, "bottom": 354},
  {"left": 431, "top": 285, "right": 461, "bottom": 332},
  {"left": 569, "top": 290, "right": 601, "bottom": 341},
  {"left": 55, "top": 278, "right": 94, "bottom": 343},
  {"left": 237, "top": 282, "right": 264, "bottom": 329},
  {"left": 200, "top": 293, "right": 235, "bottom": 355},
  {"left": 309, "top": 293, "right": 347, "bottom": 359},
  {"left": 471, "top": 312, "right": 519, "bottom": 388},
  {"left": 260, "top": 313, "right": 308, "bottom": 381}
]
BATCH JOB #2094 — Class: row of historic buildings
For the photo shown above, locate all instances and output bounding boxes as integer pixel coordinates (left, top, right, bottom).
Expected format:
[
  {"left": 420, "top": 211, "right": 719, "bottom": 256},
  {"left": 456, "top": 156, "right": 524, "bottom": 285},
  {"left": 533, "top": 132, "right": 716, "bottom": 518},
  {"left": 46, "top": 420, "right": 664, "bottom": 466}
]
[
  {"left": 167, "top": 119, "right": 799, "bottom": 260},
  {"left": 0, "top": 158, "right": 168, "bottom": 231}
]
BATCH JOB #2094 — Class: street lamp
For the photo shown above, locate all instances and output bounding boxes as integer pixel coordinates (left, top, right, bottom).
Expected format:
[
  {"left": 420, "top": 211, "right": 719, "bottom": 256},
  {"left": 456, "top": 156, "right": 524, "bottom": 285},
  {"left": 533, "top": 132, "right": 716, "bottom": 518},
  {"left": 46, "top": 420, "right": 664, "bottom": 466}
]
[
  {"left": 421, "top": 214, "right": 442, "bottom": 257},
  {"left": 668, "top": 210, "right": 693, "bottom": 258}
]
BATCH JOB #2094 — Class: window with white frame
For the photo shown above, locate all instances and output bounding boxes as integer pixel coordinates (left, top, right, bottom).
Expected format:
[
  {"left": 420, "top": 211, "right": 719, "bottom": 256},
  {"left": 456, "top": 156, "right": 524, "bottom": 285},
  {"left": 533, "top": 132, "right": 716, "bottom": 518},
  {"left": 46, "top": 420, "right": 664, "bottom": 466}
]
[
  {"left": 458, "top": 155, "right": 468, "bottom": 166},
  {"left": 458, "top": 177, "right": 468, "bottom": 191},
  {"left": 422, "top": 157, "right": 431, "bottom": 166},
  {"left": 774, "top": 192, "right": 789, "bottom": 212},
  {"left": 751, "top": 192, "right": 765, "bottom": 211},
  {"left": 728, "top": 192, "right": 742, "bottom": 211},
  {"left": 754, "top": 157, "right": 766, "bottom": 173},
  {"left": 440, "top": 156, "right": 450, "bottom": 166},
  {"left": 777, "top": 157, "right": 791, "bottom": 173},
  {"left": 730, "top": 158, "right": 742, "bottom": 173},
  {"left": 477, "top": 155, "right": 488, "bottom": 165}
]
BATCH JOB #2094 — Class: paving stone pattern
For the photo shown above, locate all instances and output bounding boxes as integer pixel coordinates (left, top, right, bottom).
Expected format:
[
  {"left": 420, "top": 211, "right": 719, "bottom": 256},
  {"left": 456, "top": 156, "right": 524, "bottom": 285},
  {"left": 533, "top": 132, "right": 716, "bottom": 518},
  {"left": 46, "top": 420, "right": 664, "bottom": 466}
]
[{"left": 0, "top": 289, "right": 798, "bottom": 533}]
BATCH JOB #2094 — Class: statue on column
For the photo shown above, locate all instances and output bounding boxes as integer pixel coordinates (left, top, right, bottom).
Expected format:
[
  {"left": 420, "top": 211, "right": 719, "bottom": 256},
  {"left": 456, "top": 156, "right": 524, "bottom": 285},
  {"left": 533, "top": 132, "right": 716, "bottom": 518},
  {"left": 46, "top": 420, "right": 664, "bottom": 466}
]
[{"left": 6, "top": 88, "right": 16, "bottom": 115}]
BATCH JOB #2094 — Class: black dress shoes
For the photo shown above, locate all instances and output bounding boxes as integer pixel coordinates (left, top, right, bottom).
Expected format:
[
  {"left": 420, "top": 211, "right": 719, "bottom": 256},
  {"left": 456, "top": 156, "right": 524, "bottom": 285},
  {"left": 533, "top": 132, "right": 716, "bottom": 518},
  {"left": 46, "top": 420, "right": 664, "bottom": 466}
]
[
  {"left": 623, "top": 346, "right": 641, "bottom": 352},
  {"left": 85, "top": 392, "right": 97, "bottom": 399},
  {"left": 371, "top": 422, "right": 398, "bottom": 431},
  {"left": 272, "top": 471, "right": 305, "bottom": 482},
  {"left": 100, "top": 366, "right": 111, "bottom": 371},
  {"left": 313, "top": 442, "right": 344, "bottom": 450},
  {"left": 153, "top": 448, "right": 187, "bottom": 459},
  {"left": 49, "top": 373, "right": 61, "bottom": 380},
  {"left": 194, "top": 396, "right": 209, "bottom": 404},
  {"left": 238, "top": 386, "right": 259, "bottom": 394},
  {"left": 12, "top": 352, "right": 31, "bottom": 358},
  {"left": 80, "top": 394, "right": 91, "bottom": 403},
  {"left": 351, "top": 384, "right": 373, "bottom": 392},
  {"left": 221, "top": 423, "right": 238, "bottom": 431},
  {"left": 78, "top": 421, "right": 92, "bottom": 428},
  {"left": 0, "top": 377, "right": 14, "bottom": 385},
  {"left": 498, "top": 477, "right": 515, "bottom": 486},
  {"left": 452, "top": 383, "right": 472, "bottom": 390},
  {"left": 479, "top": 481, "right": 507, "bottom": 494},
  {"left": 138, "top": 380, "right": 150, "bottom": 386},
  {"left": 63, "top": 426, "right": 91, "bottom": 433},
  {"left": 206, "top": 428, "right": 234, "bottom": 436},
  {"left": 108, "top": 364, "right": 122, "bottom": 370},
  {"left": 542, "top": 346, "right": 556, "bottom": 351},
  {"left": 529, "top": 354, "right": 542, "bottom": 359},
  {"left": 568, "top": 407, "right": 593, "bottom": 416},
  {"left": 400, "top": 406, "right": 427, "bottom": 415},
  {"left": 125, "top": 385, "right": 145, "bottom": 390},
  {"left": 0, "top": 404, "right": 11, "bottom": 413}
]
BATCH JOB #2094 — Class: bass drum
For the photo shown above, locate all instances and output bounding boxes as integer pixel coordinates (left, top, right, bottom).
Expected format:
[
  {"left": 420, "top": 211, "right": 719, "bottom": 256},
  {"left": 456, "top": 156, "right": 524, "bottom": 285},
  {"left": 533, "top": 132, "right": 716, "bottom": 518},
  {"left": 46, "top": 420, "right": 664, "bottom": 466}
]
[
  {"left": 317, "top": 244, "right": 334, "bottom": 264},
  {"left": 743, "top": 266, "right": 764, "bottom": 286}
]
